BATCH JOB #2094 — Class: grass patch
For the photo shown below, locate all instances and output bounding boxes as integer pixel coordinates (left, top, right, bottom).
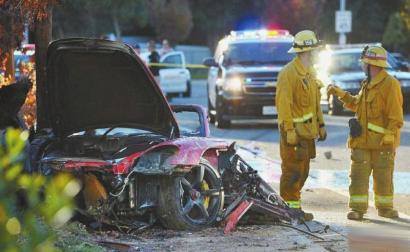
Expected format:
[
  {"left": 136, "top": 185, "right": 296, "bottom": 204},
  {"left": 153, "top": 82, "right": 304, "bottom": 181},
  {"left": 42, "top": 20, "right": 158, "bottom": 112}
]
[{"left": 54, "top": 222, "right": 104, "bottom": 252}]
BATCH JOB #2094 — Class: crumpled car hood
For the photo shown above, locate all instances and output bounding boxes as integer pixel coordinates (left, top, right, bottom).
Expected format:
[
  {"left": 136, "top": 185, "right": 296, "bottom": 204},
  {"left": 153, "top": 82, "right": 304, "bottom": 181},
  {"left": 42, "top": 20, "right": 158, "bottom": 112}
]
[{"left": 38, "top": 38, "right": 178, "bottom": 137}]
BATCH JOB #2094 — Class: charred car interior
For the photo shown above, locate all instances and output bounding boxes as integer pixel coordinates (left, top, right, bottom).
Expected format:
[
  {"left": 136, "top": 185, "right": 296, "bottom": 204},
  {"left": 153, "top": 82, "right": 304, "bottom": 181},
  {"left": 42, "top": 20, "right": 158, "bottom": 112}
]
[{"left": 2, "top": 38, "right": 303, "bottom": 233}]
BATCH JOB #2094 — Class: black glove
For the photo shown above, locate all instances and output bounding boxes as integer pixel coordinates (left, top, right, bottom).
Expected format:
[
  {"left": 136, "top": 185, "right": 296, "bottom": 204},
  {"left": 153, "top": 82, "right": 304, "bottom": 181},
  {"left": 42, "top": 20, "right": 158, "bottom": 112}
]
[{"left": 349, "top": 118, "right": 362, "bottom": 138}]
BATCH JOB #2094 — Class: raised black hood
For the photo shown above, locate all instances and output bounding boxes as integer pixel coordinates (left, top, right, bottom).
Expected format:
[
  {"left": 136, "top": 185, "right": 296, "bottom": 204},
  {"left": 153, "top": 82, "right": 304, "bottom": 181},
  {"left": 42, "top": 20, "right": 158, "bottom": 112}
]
[{"left": 38, "top": 38, "right": 178, "bottom": 137}]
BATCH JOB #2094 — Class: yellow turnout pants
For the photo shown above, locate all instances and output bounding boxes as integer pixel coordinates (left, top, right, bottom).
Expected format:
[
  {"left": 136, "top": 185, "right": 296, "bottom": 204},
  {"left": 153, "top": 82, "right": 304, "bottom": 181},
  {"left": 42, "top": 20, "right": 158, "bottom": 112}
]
[
  {"left": 279, "top": 134, "right": 315, "bottom": 209},
  {"left": 349, "top": 148, "right": 395, "bottom": 212}
]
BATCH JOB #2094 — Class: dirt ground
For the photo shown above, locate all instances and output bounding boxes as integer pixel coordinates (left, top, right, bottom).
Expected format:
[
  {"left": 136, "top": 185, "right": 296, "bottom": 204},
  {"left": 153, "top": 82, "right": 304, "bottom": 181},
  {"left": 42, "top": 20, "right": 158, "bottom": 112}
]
[
  {"left": 87, "top": 187, "right": 410, "bottom": 251},
  {"left": 91, "top": 217, "right": 348, "bottom": 251},
  {"left": 93, "top": 225, "right": 343, "bottom": 251}
]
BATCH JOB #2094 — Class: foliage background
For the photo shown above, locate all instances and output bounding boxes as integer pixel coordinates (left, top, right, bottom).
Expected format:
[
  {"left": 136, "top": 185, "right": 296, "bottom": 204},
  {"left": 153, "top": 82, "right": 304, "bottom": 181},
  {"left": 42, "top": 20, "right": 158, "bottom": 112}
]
[
  {"left": 49, "top": 0, "right": 410, "bottom": 55},
  {"left": 0, "top": 128, "right": 80, "bottom": 251},
  {"left": 1, "top": 0, "right": 409, "bottom": 58}
]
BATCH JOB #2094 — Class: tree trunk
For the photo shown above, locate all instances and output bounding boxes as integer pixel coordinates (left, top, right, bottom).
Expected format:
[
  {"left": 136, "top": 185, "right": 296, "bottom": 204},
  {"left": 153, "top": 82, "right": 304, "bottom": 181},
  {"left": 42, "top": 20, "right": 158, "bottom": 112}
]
[
  {"left": 4, "top": 49, "right": 15, "bottom": 83},
  {"left": 35, "top": 6, "right": 53, "bottom": 129}
]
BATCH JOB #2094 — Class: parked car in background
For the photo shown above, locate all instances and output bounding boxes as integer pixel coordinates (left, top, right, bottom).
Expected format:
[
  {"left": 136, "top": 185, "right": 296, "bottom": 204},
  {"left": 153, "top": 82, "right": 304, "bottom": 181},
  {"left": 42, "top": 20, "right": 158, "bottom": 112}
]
[
  {"left": 203, "top": 29, "right": 294, "bottom": 128},
  {"left": 159, "top": 51, "right": 191, "bottom": 98},
  {"left": 141, "top": 50, "right": 191, "bottom": 98},
  {"left": 392, "top": 52, "right": 410, "bottom": 72},
  {"left": 317, "top": 45, "right": 410, "bottom": 115}
]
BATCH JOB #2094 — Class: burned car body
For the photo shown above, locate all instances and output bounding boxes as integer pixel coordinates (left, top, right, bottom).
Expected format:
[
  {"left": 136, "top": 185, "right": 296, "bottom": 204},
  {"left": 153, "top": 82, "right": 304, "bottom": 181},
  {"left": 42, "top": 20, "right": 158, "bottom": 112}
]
[
  {"left": 30, "top": 38, "right": 299, "bottom": 230},
  {"left": 30, "top": 38, "right": 229, "bottom": 230}
]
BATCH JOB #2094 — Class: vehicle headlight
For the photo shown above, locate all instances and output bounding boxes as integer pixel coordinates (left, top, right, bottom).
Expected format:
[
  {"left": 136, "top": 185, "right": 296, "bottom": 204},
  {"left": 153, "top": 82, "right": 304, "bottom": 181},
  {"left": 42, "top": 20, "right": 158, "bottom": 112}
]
[
  {"left": 336, "top": 81, "right": 359, "bottom": 89},
  {"left": 401, "top": 79, "right": 410, "bottom": 87},
  {"left": 224, "top": 77, "right": 243, "bottom": 92},
  {"left": 134, "top": 148, "right": 177, "bottom": 174}
]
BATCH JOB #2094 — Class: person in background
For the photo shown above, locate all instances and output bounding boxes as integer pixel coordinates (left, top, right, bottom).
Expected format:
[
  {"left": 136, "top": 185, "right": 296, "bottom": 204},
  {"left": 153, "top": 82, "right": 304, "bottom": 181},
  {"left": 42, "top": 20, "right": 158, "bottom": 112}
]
[
  {"left": 160, "top": 39, "right": 173, "bottom": 56},
  {"left": 133, "top": 43, "right": 141, "bottom": 55},
  {"left": 148, "top": 40, "right": 160, "bottom": 81}
]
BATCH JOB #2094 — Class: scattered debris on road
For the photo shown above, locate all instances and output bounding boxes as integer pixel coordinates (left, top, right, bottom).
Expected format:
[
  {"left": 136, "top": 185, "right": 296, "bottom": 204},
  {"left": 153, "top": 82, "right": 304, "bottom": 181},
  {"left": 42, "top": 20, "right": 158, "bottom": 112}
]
[{"left": 219, "top": 148, "right": 302, "bottom": 234}]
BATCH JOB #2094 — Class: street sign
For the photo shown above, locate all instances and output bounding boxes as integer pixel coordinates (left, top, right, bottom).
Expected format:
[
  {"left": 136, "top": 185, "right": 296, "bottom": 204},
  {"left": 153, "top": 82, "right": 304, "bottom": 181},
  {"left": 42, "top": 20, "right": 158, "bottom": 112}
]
[{"left": 335, "top": 10, "right": 352, "bottom": 33}]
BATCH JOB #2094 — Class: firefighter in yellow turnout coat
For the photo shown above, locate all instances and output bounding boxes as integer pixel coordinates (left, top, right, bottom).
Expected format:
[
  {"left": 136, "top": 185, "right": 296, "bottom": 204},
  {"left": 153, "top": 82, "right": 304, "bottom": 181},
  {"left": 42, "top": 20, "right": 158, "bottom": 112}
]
[
  {"left": 276, "top": 30, "right": 327, "bottom": 221},
  {"left": 328, "top": 46, "right": 403, "bottom": 220}
]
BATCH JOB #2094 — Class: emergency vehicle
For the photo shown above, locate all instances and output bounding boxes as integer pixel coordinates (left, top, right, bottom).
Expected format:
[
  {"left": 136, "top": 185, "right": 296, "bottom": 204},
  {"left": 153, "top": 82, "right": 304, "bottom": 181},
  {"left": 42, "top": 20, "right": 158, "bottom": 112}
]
[{"left": 203, "top": 29, "right": 294, "bottom": 128}]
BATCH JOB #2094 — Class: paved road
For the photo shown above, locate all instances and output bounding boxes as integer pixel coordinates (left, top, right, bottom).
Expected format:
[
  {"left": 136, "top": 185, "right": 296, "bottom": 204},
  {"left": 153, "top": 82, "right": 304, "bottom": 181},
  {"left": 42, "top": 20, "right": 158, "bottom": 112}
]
[{"left": 172, "top": 80, "right": 410, "bottom": 172}]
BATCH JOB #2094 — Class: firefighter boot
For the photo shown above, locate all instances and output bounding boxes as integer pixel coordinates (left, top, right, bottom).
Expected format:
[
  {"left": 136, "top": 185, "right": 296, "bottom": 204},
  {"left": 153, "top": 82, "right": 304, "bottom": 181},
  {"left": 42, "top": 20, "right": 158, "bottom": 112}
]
[
  {"left": 347, "top": 210, "right": 364, "bottom": 220},
  {"left": 303, "top": 211, "right": 314, "bottom": 222},
  {"left": 290, "top": 208, "right": 314, "bottom": 222},
  {"left": 378, "top": 209, "right": 399, "bottom": 218}
]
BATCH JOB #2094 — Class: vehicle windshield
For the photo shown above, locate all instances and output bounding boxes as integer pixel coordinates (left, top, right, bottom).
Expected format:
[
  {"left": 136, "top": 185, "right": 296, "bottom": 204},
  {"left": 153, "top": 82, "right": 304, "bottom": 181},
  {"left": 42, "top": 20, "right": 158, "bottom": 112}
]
[
  {"left": 69, "top": 127, "right": 160, "bottom": 137},
  {"left": 329, "top": 51, "right": 399, "bottom": 74},
  {"left": 223, "top": 42, "right": 294, "bottom": 66}
]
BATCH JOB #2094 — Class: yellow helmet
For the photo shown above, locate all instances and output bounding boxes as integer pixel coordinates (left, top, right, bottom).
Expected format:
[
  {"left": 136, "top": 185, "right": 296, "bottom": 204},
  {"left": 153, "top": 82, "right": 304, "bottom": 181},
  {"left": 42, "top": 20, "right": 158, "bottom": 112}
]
[
  {"left": 360, "top": 45, "right": 389, "bottom": 68},
  {"left": 288, "top": 30, "right": 322, "bottom": 53}
]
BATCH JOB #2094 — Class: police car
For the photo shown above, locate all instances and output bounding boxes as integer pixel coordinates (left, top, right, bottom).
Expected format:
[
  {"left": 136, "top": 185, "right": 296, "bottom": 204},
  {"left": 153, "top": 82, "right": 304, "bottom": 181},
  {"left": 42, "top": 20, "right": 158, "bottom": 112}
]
[{"left": 203, "top": 30, "right": 294, "bottom": 128}]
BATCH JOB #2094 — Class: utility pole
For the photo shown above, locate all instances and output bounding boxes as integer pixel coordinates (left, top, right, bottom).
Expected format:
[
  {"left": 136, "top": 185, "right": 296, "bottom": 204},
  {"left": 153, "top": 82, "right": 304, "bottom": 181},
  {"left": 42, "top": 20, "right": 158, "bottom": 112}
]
[
  {"left": 335, "top": 0, "right": 351, "bottom": 45},
  {"left": 339, "top": 0, "right": 346, "bottom": 45}
]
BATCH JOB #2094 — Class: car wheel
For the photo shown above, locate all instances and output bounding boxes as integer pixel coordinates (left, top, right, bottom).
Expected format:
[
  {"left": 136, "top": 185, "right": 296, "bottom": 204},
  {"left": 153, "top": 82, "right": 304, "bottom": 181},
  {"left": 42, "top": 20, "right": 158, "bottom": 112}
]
[
  {"left": 183, "top": 81, "right": 191, "bottom": 97},
  {"left": 157, "top": 159, "right": 224, "bottom": 230},
  {"left": 215, "top": 95, "right": 231, "bottom": 128},
  {"left": 328, "top": 95, "right": 343, "bottom": 115}
]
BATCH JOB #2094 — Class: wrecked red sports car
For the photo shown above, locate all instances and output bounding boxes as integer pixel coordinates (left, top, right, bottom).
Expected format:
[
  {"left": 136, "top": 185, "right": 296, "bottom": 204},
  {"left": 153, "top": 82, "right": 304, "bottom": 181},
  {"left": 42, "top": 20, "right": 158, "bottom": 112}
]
[{"left": 29, "top": 38, "right": 299, "bottom": 231}]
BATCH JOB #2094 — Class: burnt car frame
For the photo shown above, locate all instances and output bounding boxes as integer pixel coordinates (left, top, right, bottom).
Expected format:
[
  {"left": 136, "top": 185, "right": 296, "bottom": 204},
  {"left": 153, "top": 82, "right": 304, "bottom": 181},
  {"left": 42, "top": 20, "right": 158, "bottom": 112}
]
[{"left": 27, "top": 38, "right": 235, "bottom": 230}]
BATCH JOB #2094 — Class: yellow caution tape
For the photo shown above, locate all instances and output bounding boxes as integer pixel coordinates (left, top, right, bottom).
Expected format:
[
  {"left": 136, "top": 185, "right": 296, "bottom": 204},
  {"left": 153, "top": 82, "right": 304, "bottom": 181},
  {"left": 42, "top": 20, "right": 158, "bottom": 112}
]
[
  {"left": 293, "top": 112, "right": 314, "bottom": 123},
  {"left": 367, "top": 123, "right": 391, "bottom": 134},
  {"left": 147, "top": 62, "right": 209, "bottom": 69}
]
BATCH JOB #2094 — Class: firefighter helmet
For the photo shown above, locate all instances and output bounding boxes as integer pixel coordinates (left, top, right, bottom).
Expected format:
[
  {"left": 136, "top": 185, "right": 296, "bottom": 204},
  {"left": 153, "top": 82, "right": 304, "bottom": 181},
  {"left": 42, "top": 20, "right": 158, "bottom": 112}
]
[
  {"left": 360, "top": 45, "right": 389, "bottom": 68},
  {"left": 288, "top": 30, "right": 322, "bottom": 53}
]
